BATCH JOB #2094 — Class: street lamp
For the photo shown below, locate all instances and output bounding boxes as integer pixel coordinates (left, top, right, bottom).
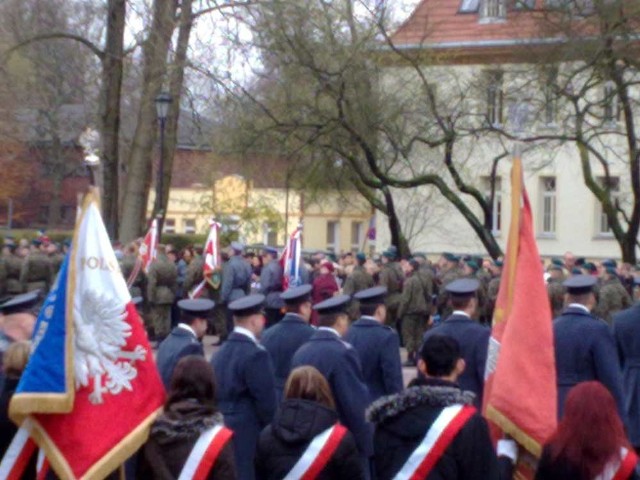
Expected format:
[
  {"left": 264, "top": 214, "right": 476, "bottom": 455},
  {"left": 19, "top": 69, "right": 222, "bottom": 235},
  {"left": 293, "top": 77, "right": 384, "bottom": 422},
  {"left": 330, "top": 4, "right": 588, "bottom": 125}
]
[{"left": 155, "top": 92, "right": 172, "bottom": 236}]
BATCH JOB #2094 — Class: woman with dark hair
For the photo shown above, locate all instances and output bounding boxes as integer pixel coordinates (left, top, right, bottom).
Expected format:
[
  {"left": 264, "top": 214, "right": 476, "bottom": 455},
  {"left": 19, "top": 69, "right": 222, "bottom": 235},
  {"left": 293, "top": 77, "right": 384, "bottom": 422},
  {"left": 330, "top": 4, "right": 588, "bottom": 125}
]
[
  {"left": 536, "top": 381, "right": 638, "bottom": 480},
  {"left": 255, "top": 366, "right": 365, "bottom": 480},
  {"left": 137, "top": 355, "right": 236, "bottom": 479}
]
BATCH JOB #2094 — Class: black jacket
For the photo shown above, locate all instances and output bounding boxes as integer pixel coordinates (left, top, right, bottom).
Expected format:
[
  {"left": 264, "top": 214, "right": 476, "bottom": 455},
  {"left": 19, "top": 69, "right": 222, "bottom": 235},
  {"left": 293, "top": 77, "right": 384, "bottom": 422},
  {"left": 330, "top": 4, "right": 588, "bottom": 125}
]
[
  {"left": 255, "top": 399, "right": 365, "bottom": 480},
  {"left": 367, "top": 378, "right": 512, "bottom": 480}
]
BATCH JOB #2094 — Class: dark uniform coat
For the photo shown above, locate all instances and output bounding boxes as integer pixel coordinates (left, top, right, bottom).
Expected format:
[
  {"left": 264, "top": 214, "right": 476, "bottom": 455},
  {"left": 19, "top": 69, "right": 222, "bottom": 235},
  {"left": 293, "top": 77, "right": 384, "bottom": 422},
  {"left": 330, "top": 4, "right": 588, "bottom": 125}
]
[
  {"left": 422, "top": 313, "right": 490, "bottom": 408},
  {"left": 343, "top": 317, "right": 403, "bottom": 403},
  {"left": 291, "top": 329, "right": 373, "bottom": 458},
  {"left": 367, "top": 377, "right": 510, "bottom": 480},
  {"left": 255, "top": 399, "right": 365, "bottom": 480},
  {"left": 220, "top": 256, "right": 252, "bottom": 305},
  {"left": 20, "top": 252, "right": 52, "bottom": 293},
  {"left": 261, "top": 313, "right": 315, "bottom": 402},
  {"left": 5, "top": 255, "right": 23, "bottom": 295},
  {"left": 613, "top": 303, "right": 640, "bottom": 447},
  {"left": 211, "top": 332, "right": 277, "bottom": 480},
  {"left": 343, "top": 266, "right": 374, "bottom": 296},
  {"left": 553, "top": 305, "right": 625, "bottom": 420},
  {"left": 155, "top": 326, "right": 204, "bottom": 388},
  {"left": 260, "top": 261, "right": 284, "bottom": 310}
]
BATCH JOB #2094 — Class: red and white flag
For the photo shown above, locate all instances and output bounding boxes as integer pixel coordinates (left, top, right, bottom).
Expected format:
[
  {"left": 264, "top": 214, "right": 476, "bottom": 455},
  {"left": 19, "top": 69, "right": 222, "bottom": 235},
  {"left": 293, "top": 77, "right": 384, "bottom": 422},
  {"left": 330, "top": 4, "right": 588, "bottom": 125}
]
[
  {"left": 280, "top": 224, "right": 303, "bottom": 290},
  {"left": 127, "top": 218, "right": 158, "bottom": 287},
  {"left": 4, "top": 189, "right": 165, "bottom": 479},
  {"left": 190, "top": 219, "right": 221, "bottom": 298}
]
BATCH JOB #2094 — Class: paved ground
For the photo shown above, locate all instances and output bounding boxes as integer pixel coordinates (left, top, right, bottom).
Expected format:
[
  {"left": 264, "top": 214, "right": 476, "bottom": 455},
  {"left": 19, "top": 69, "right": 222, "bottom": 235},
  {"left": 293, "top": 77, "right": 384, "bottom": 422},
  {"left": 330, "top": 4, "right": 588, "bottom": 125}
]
[{"left": 201, "top": 334, "right": 418, "bottom": 388}]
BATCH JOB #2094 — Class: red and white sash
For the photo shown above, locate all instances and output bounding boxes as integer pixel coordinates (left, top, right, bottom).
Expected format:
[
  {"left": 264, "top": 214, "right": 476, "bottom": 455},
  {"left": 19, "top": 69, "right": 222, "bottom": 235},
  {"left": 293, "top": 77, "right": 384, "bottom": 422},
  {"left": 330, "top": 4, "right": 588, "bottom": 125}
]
[
  {"left": 0, "top": 423, "right": 37, "bottom": 480},
  {"left": 393, "top": 404, "right": 476, "bottom": 480},
  {"left": 178, "top": 425, "right": 233, "bottom": 480},
  {"left": 594, "top": 447, "right": 638, "bottom": 480},
  {"left": 283, "top": 423, "right": 348, "bottom": 480}
]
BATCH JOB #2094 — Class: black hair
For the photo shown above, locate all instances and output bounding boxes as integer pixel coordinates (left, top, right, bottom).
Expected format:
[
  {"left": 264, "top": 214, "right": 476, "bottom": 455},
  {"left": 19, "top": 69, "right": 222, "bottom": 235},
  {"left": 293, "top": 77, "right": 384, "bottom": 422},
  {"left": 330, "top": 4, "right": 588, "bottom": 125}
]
[
  {"left": 167, "top": 356, "right": 217, "bottom": 410},
  {"left": 318, "top": 312, "right": 341, "bottom": 327},
  {"left": 420, "top": 335, "right": 461, "bottom": 377},
  {"left": 359, "top": 303, "right": 378, "bottom": 317}
]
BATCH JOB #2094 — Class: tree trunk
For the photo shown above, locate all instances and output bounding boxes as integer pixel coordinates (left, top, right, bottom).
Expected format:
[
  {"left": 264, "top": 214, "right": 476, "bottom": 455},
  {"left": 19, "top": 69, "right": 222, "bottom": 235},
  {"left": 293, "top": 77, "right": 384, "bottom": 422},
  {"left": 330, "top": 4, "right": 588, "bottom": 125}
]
[
  {"left": 47, "top": 137, "right": 63, "bottom": 228},
  {"left": 381, "top": 187, "right": 410, "bottom": 257},
  {"left": 621, "top": 234, "right": 637, "bottom": 264},
  {"left": 159, "top": 0, "right": 193, "bottom": 227},
  {"left": 119, "top": 0, "right": 178, "bottom": 242},
  {"left": 100, "top": 0, "right": 126, "bottom": 239}
]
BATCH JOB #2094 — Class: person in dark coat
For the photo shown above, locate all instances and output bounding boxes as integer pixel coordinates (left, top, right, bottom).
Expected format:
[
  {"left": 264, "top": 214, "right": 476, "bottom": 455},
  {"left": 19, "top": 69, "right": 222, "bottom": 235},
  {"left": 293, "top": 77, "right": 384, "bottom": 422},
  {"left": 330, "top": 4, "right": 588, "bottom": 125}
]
[
  {"left": 553, "top": 275, "right": 626, "bottom": 420},
  {"left": 291, "top": 295, "right": 373, "bottom": 469},
  {"left": 220, "top": 242, "right": 253, "bottom": 335},
  {"left": 536, "top": 381, "right": 638, "bottom": 480},
  {"left": 367, "top": 335, "right": 516, "bottom": 480},
  {"left": 344, "top": 286, "right": 403, "bottom": 404},
  {"left": 612, "top": 277, "right": 640, "bottom": 450},
  {"left": 259, "top": 247, "right": 284, "bottom": 327},
  {"left": 0, "top": 291, "right": 40, "bottom": 371},
  {"left": 0, "top": 341, "right": 30, "bottom": 459},
  {"left": 155, "top": 298, "right": 213, "bottom": 389},
  {"left": 422, "top": 278, "right": 490, "bottom": 408},
  {"left": 138, "top": 356, "right": 236, "bottom": 479},
  {"left": 211, "top": 294, "right": 277, "bottom": 480},
  {"left": 261, "top": 285, "right": 315, "bottom": 402},
  {"left": 255, "top": 365, "right": 365, "bottom": 480},
  {"left": 310, "top": 261, "right": 339, "bottom": 326}
]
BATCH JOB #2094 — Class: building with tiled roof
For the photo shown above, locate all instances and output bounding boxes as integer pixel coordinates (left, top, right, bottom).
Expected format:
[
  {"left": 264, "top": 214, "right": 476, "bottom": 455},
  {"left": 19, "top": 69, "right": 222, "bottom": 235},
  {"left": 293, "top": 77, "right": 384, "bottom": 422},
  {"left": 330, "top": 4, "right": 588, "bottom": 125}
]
[{"left": 374, "top": 0, "right": 640, "bottom": 260}]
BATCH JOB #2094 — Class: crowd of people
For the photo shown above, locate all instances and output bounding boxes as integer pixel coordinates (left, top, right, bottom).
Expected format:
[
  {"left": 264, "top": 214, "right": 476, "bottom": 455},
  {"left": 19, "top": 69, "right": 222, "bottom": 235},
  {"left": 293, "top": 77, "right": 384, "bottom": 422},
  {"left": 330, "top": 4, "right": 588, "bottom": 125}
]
[{"left": 1, "top": 234, "right": 640, "bottom": 478}]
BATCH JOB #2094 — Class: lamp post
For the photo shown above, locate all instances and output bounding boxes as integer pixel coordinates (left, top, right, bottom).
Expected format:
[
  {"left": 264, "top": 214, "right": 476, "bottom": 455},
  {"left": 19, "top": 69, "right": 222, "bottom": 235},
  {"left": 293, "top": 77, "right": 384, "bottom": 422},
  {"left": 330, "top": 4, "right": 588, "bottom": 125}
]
[{"left": 155, "top": 92, "right": 172, "bottom": 237}]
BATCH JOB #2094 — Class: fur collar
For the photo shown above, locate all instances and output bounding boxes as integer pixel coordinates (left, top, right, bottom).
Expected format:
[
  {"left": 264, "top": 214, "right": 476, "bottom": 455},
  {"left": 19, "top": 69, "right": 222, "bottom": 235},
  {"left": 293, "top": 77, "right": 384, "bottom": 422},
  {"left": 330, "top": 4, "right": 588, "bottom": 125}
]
[
  {"left": 151, "top": 401, "right": 224, "bottom": 441},
  {"left": 366, "top": 385, "right": 475, "bottom": 424}
]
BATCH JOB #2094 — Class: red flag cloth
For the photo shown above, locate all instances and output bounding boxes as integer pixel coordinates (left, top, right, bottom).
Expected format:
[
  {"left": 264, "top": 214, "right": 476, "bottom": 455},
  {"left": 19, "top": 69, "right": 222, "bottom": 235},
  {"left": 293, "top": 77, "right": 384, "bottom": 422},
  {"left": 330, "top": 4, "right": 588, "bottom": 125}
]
[
  {"left": 483, "top": 158, "right": 557, "bottom": 477},
  {"left": 140, "top": 218, "right": 158, "bottom": 274}
]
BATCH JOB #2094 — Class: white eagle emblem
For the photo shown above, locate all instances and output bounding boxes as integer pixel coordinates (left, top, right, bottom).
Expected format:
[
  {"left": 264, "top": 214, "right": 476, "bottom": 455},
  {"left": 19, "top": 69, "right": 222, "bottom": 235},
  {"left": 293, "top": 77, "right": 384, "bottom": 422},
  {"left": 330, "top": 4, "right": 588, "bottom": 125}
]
[{"left": 74, "top": 289, "right": 147, "bottom": 404}]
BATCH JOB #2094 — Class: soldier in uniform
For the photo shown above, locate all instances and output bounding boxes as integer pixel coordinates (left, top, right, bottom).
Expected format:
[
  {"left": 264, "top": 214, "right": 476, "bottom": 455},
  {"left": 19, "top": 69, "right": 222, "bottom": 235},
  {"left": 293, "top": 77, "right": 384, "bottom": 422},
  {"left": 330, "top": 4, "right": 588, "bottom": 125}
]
[
  {"left": 120, "top": 242, "right": 145, "bottom": 300},
  {"left": 261, "top": 285, "right": 315, "bottom": 402},
  {"left": 612, "top": 276, "right": 640, "bottom": 451},
  {"left": 291, "top": 295, "right": 373, "bottom": 471},
  {"left": 553, "top": 275, "right": 625, "bottom": 421},
  {"left": 259, "top": 246, "right": 284, "bottom": 327},
  {"left": 343, "top": 252, "right": 375, "bottom": 320},
  {"left": 19, "top": 240, "right": 53, "bottom": 294},
  {"left": 155, "top": 298, "right": 213, "bottom": 388},
  {"left": 397, "top": 259, "right": 430, "bottom": 366},
  {"left": 547, "top": 263, "right": 566, "bottom": 318},
  {"left": 486, "top": 259, "right": 502, "bottom": 322},
  {"left": 423, "top": 278, "right": 490, "bottom": 408},
  {"left": 461, "top": 259, "right": 488, "bottom": 323},
  {"left": 4, "top": 243, "right": 23, "bottom": 296},
  {"left": 378, "top": 248, "right": 403, "bottom": 330},
  {"left": 47, "top": 241, "right": 64, "bottom": 277},
  {"left": 345, "top": 286, "right": 403, "bottom": 403},
  {"left": 436, "top": 252, "right": 462, "bottom": 320},
  {"left": 211, "top": 294, "right": 276, "bottom": 480},
  {"left": 146, "top": 246, "right": 178, "bottom": 340},
  {"left": 596, "top": 262, "right": 632, "bottom": 324},
  {"left": 0, "top": 291, "right": 40, "bottom": 370},
  {"left": 220, "top": 242, "right": 252, "bottom": 335}
]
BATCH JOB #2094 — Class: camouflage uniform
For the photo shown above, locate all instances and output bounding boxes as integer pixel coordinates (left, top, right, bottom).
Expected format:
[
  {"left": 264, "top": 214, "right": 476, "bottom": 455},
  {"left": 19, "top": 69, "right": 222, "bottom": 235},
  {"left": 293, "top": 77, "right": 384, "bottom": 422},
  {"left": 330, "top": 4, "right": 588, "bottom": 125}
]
[
  {"left": 343, "top": 265, "right": 374, "bottom": 320},
  {"left": 20, "top": 252, "right": 53, "bottom": 293},
  {"left": 0, "top": 257, "right": 7, "bottom": 297},
  {"left": 5, "top": 254, "right": 23, "bottom": 295},
  {"left": 547, "top": 279, "right": 566, "bottom": 318},
  {"left": 486, "top": 275, "right": 501, "bottom": 322},
  {"left": 398, "top": 271, "right": 430, "bottom": 356},
  {"left": 184, "top": 256, "right": 225, "bottom": 338},
  {"left": 595, "top": 277, "right": 632, "bottom": 325},
  {"left": 147, "top": 254, "right": 178, "bottom": 339},
  {"left": 49, "top": 253, "right": 64, "bottom": 277},
  {"left": 379, "top": 261, "right": 403, "bottom": 327}
]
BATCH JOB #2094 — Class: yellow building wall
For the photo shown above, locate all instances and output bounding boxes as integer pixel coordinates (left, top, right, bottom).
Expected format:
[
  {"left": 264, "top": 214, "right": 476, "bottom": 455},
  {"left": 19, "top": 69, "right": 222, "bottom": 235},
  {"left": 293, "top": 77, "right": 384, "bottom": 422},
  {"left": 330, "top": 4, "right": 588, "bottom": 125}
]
[{"left": 149, "top": 178, "right": 371, "bottom": 252}]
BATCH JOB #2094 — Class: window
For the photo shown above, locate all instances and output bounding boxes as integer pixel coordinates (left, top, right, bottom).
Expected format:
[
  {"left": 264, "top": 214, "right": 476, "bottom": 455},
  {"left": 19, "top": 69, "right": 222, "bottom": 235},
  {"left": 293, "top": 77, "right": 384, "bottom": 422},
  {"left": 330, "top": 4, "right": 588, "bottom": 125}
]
[
  {"left": 482, "top": 176, "right": 502, "bottom": 233},
  {"left": 350, "top": 221, "right": 364, "bottom": 252},
  {"left": 486, "top": 70, "right": 504, "bottom": 126},
  {"left": 482, "top": 0, "right": 506, "bottom": 19},
  {"left": 540, "top": 177, "right": 556, "bottom": 235},
  {"left": 459, "top": 0, "right": 480, "bottom": 12},
  {"left": 183, "top": 218, "right": 196, "bottom": 234},
  {"left": 326, "top": 221, "right": 340, "bottom": 252},
  {"left": 543, "top": 66, "right": 558, "bottom": 125},
  {"left": 596, "top": 176, "right": 620, "bottom": 235},
  {"left": 263, "top": 222, "right": 278, "bottom": 246},
  {"left": 164, "top": 218, "right": 176, "bottom": 234},
  {"left": 512, "top": 0, "right": 535, "bottom": 9},
  {"left": 60, "top": 205, "right": 75, "bottom": 223},
  {"left": 603, "top": 80, "right": 621, "bottom": 124}
]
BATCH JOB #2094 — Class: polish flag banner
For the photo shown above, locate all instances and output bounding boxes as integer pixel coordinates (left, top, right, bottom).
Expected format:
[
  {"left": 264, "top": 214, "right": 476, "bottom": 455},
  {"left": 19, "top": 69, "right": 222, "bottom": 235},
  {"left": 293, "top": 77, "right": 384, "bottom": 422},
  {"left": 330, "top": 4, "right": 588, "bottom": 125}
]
[
  {"left": 190, "top": 219, "right": 221, "bottom": 298},
  {"left": 6, "top": 188, "right": 165, "bottom": 479},
  {"left": 126, "top": 218, "right": 158, "bottom": 288},
  {"left": 482, "top": 157, "right": 557, "bottom": 479},
  {"left": 280, "top": 224, "right": 302, "bottom": 290}
]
